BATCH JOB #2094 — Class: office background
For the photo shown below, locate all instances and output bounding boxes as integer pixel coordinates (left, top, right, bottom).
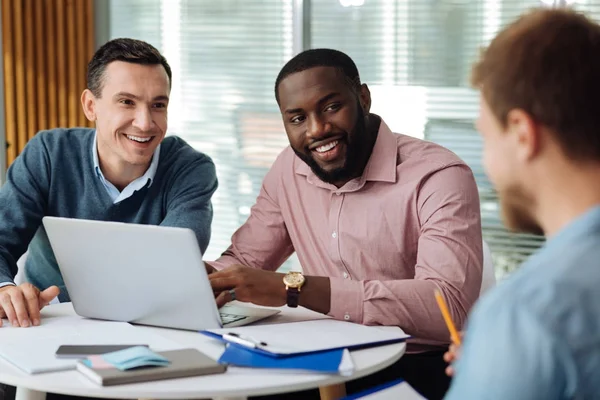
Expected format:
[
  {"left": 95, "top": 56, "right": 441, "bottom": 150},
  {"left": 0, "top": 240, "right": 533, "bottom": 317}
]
[{"left": 1, "top": 0, "right": 598, "bottom": 277}]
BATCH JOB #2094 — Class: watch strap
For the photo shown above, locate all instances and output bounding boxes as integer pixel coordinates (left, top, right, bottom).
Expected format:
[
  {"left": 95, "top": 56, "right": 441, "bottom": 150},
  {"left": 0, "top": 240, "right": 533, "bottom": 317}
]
[{"left": 286, "top": 287, "right": 300, "bottom": 308}]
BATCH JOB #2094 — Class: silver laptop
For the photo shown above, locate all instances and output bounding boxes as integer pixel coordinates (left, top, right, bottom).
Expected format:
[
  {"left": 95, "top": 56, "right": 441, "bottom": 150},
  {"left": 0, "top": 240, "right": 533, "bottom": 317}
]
[{"left": 42, "top": 217, "right": 279, "bottom": 331}]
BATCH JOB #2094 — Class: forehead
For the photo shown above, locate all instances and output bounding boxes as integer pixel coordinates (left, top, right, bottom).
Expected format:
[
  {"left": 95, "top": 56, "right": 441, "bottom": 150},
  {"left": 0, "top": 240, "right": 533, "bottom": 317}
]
[
  {"left": 101, "top": 61, "right": 170, "bottom": 95},
  {"left": 278, "top": 66, "right": 353, "bottom": 108}
]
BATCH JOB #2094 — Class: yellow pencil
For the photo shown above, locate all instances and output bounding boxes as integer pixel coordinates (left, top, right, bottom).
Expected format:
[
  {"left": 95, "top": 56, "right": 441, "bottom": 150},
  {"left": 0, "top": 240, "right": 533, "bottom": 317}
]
[{"left": 434, "top": 289, "right": 462, "bottom": 346}]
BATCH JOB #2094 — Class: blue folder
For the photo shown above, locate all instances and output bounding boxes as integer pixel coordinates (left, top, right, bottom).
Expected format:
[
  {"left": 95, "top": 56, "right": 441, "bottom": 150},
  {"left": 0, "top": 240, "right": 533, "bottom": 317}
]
[
  {"left": 200, "top": 330, "right": 408, "bottom": 358},
  {"left": 341, "top": 379, "right": 426, "bottom": 399},
  {"left": 218, "top": 343, "right": 346, "bottom": 373}
]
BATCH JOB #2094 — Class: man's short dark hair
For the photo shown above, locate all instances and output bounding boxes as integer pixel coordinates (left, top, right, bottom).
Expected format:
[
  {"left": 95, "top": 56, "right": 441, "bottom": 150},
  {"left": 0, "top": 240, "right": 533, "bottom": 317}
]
[
  {"left": 87, "top": 38, "right": 172, "bottom": 97},
  {"left": 274, "top": 48, "right": 361, "bottom": 104},
  {"left": 472, "top": 8, "right": 600, "bottom": 161}
]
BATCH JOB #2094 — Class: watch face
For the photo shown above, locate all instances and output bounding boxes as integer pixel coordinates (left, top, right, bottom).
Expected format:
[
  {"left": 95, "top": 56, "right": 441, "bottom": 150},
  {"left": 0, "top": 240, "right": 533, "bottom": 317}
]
[{"left": 283, "top": 272, "right": 305, "bottom": 288}]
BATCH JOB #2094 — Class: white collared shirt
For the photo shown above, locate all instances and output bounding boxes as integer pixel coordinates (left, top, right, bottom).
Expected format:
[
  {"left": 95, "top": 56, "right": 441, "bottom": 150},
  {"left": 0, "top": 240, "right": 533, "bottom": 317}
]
[{"left": 92, "top": 133, "right": 161, "bottom": 203}]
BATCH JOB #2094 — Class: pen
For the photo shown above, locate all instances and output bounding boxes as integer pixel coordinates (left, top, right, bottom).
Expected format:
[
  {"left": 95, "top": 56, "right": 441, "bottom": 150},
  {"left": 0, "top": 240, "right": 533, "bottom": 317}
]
[
  {"left": 222, "top": 332, "right": 268, "bottom": 349},
  {"left": 434, "top": 289, "right": 462, "bottom": 346}
]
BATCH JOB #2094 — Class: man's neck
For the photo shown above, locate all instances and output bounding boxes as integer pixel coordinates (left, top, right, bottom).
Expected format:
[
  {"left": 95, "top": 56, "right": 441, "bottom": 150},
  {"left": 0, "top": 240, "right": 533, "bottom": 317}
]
[
  {"left": 98, "top": 157, "right": 149, "bottom": 191},
  {"left": 534, "top": 162, "right": 600, "bottom": 237}
]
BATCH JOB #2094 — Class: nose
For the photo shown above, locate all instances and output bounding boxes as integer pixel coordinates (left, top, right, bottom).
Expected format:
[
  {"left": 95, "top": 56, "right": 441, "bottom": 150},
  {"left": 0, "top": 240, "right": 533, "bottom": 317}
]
[
  {"left": 132, "top": 107, "right": 154, "bottom": 132},
  {"left": 306, "top": 115, "right": 332, "bottom": 140}
]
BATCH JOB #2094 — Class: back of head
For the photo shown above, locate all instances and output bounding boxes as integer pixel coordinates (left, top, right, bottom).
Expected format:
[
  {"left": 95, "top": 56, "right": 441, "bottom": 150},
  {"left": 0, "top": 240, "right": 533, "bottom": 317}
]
[
  {"left": 472, "top": 8, "right": 600, "bottom": 162},
  {"left": 87, "top": 38, "right": 172, "bottom": 98},
  {"left": 274, "top": 48, "right": 361, "bottom": 103}
]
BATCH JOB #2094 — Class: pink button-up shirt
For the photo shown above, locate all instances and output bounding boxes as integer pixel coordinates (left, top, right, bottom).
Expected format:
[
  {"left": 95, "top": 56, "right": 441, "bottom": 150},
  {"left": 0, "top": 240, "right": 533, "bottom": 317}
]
[{"left": 215, "top": 119, "right": 482, "bottom": 351}]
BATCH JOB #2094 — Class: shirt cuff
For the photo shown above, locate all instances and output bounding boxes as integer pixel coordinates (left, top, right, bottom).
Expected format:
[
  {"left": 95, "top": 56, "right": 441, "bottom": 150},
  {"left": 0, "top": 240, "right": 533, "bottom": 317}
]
[
  {"left": 0, "top": 282, "right": 16, "bottom": 289},
  {"left": 210, "top": 255, "right": 239, "bottom": 271},
  {"left": 328, "top": 278, "right": 364, "bottom": 323}
]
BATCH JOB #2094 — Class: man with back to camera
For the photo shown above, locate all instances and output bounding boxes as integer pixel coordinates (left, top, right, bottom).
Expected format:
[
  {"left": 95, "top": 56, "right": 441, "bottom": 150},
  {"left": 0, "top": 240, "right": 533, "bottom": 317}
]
[
  {"left": 208, "top": 48, "right": 483, "bottom": 399},
  {"left": 443, "top": 8, "right": 600, "bottom": 400},
  {"left": 0, "top": 38, "right": 217, "bottom": 329}
]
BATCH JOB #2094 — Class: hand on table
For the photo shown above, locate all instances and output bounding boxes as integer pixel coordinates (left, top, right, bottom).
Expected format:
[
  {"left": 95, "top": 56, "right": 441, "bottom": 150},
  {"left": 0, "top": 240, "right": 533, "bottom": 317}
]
[
  {"left": 443, "top": 332, "right": 464, "bottom": 377},
  {"left": 0, "top": 283, "right": 60, "bottom": 327},
  {"left": 209, "top": 264, "right": 286, "bottom": 308}
]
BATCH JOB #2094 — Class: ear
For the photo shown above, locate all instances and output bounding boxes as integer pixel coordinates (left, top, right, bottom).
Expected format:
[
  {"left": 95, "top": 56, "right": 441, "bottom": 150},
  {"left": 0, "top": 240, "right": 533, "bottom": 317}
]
[
  {"left": 506, "top": 109, "right": 540, "bottom": 162},
  {"left": 81, "top": 89, "right": 97, "bottom": 122},
  {"left": 359, "top": 84, "right": 371, "bottom": 114}
]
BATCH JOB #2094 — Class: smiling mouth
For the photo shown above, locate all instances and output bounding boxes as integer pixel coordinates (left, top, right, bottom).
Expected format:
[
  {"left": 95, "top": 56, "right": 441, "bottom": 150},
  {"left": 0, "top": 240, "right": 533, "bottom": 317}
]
[
  {"left": 124, "top": 134, "right": 154, "bottom": 144},
  {"left": 315, "top": 140, "right": 339, "bottom": 153},
  {"left": 310, "top": 139, "right": 345, "bottom": 163}
]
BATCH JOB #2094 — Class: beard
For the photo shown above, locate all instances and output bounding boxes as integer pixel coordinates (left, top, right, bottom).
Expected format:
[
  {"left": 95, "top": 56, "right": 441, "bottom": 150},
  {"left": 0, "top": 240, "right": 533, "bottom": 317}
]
[
  {"left": 293, "top": 103, "right": 370, "bottom": 185},
  {"left": 498, "top": 184, "right": 544, "bottom": 236}
]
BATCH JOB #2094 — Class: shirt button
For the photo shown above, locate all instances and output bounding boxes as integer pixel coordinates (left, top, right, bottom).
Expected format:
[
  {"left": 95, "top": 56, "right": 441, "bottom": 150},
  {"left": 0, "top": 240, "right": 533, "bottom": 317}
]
[
  {"left": 343, "top": 272, "right": 348, "bottom": 279},
  {"left": 344, "top": 314, "right": 350, "bottom": 321},
  {"left": 332, "top": 232, "right": 337, "bottom": 238}
]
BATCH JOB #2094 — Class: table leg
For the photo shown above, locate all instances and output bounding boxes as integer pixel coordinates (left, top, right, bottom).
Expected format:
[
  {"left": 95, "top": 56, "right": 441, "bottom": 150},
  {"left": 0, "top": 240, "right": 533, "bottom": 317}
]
[
  {"left": 319, "top": 383, "right": 346, "bottom": 400},
  {"left": 15, "top": 387, "right": 46, "bottom": 400}
]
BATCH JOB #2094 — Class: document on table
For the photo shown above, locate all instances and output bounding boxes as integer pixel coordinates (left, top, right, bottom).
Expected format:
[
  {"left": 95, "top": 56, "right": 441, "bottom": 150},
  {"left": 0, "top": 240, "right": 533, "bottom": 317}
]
[
  {"left": 0, "top": 316, "right": 181, "bottom": 374},
  {"left": 205, "top": 319, "right": 410, "bottom": 356}
]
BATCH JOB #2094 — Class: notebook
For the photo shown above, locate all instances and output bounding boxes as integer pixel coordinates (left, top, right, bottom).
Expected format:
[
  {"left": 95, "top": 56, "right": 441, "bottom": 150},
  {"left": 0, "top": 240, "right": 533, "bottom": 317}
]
[
  {"left": 342, "top": 379, "right": 426, "bottom": 400},
  {"left": 76, "top": 348, "right": 226, "bottom": 386}
]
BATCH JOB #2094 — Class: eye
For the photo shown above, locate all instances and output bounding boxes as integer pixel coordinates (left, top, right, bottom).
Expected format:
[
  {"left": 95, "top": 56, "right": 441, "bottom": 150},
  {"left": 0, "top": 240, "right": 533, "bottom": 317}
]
[
  {"left": 119, "top": 99, "right": 134, "bottom": 106},
  {"left": 152, "top": 102, "right": 167, "bottom": 109},
  {"left": 324, "top": 103, "right": 341, "bottom": 112},
  {"left": 290, "top": 115, "right": 306, "bottom": 124}
]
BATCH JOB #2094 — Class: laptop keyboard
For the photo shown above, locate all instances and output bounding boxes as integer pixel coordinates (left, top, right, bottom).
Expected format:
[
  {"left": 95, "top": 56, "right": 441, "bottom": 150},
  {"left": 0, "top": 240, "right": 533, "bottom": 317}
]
[{"left": 220, "top": 312, "right": 248, "bottom": 325}]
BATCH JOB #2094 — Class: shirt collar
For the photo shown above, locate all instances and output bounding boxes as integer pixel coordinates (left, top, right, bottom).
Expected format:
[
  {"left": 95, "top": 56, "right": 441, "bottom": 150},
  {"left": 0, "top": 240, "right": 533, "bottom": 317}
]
[
  {"left": 544, "top": 205, "right": 600, "bottom": 249},
  {"left": 92, "top": 132, "right": 161, "bottom": 187},
  {"left": 294, "top": 118, "right": 398, "bottom": 188}
]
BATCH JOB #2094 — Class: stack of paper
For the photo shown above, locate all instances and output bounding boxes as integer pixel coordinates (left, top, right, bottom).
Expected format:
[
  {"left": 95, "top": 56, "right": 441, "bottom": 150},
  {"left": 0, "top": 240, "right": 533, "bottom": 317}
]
[{"left": 0, "top": 316, "right": 180, "bottom": 374}]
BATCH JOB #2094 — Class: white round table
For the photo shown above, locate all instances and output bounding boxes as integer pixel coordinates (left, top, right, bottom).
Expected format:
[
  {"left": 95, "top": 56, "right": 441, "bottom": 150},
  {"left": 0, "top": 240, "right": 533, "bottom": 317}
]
[{"left": 0, "top": 303, "right": 406, "bottom": 400}]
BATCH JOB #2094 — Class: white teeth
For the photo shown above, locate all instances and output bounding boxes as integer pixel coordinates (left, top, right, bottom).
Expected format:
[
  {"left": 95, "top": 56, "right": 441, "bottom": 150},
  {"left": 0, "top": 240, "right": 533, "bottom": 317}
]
[
  {"left": 127, "top": 135, "right": 152, "bottom": 143},
  {"left": 315, "top": 140, "right": 338, "bottom": 153}
]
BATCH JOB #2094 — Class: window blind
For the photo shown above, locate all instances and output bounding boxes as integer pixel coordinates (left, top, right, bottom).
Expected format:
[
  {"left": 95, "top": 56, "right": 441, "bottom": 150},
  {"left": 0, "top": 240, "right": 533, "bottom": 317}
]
[
  {"left": 311, "top": 0, "right": 550, "bottom": 277},
  {"left": 108, "top": 0, "right": 593, "bottom": 277},
  {"left": 109, "top": 0, "right": 297, "bottom": 269}
]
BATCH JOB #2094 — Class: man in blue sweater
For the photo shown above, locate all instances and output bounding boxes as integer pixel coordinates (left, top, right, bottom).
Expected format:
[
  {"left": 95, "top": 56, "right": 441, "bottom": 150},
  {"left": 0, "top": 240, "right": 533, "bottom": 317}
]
[{"left": 0, "top": 38, "right": 217, "bottom": 328}]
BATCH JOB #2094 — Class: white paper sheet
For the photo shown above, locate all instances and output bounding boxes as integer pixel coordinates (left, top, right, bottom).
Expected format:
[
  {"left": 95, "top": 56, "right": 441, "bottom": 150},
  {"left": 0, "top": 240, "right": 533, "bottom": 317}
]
[
  {"left": 207, "top": 319, "right": 409, "bottom": 355},
  {"left": 0, "top": 315, "right": 181, "bottom": 374}
]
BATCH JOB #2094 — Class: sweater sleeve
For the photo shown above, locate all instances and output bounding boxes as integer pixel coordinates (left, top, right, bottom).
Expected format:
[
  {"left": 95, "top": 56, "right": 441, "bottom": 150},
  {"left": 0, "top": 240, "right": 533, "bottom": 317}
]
[
  {"left": 159, "top": 154, "right": 218, "bottom": 254},
  {"left": 0, "top": 134, "right": 51, "bottom": 284}
]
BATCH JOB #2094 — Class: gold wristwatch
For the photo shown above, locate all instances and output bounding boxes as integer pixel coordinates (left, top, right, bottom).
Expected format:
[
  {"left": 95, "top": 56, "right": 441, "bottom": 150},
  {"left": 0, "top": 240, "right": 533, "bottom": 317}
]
[{"left": 283, "top": 271, "right": 305, "bottom": 308}]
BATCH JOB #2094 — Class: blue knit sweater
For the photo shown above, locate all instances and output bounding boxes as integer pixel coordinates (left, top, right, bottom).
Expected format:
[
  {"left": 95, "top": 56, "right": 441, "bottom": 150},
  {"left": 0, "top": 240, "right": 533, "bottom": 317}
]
[{"left": 0, "top": 128, "right": 218, "bottom": 301}]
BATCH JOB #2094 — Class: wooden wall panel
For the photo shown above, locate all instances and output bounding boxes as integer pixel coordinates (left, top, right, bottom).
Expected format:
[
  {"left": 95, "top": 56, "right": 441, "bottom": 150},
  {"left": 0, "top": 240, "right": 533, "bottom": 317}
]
[
  {"left": 2, "top": 0, "right": 16, "bottom": 165},
  {"left": 2, "top": 0, "right": 95, "bottom": 168}
]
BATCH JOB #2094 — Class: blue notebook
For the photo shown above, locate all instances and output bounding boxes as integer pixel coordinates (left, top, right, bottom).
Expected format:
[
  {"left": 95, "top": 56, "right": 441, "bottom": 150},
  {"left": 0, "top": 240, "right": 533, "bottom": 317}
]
[
  {"left": 342, "top": 379, "right": 426, "bottom": 399},
  {"left": 200, "top": 320, "right": 409, "bottom": 358},
  {"left": 218, "top": 343, "right": 353, "bottom": 374}
]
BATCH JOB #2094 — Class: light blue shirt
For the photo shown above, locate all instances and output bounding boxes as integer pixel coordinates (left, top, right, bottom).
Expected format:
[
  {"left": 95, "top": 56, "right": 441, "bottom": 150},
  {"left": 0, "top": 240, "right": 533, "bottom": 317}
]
[
  {"left": 92, "top": 133, "right": 160, "bottom": 203},
  {"left": 445, "top": 206, "right": 600, "bottom": 400}
]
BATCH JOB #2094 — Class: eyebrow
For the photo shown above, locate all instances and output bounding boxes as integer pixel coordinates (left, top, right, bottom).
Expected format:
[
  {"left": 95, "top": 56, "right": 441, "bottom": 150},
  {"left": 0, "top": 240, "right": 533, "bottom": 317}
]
[
  {"left": 113, "top": 92, "right": 169, "bottom": 102},
  {"left": 284, "top": 92, "right": 341, "bottom": 114}
]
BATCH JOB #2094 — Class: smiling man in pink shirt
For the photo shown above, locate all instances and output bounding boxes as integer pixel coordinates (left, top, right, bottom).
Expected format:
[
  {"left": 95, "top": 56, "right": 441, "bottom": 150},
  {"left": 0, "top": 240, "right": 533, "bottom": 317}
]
[{"left": 209, "top": 49, "right": 483, "bottom": 399}]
